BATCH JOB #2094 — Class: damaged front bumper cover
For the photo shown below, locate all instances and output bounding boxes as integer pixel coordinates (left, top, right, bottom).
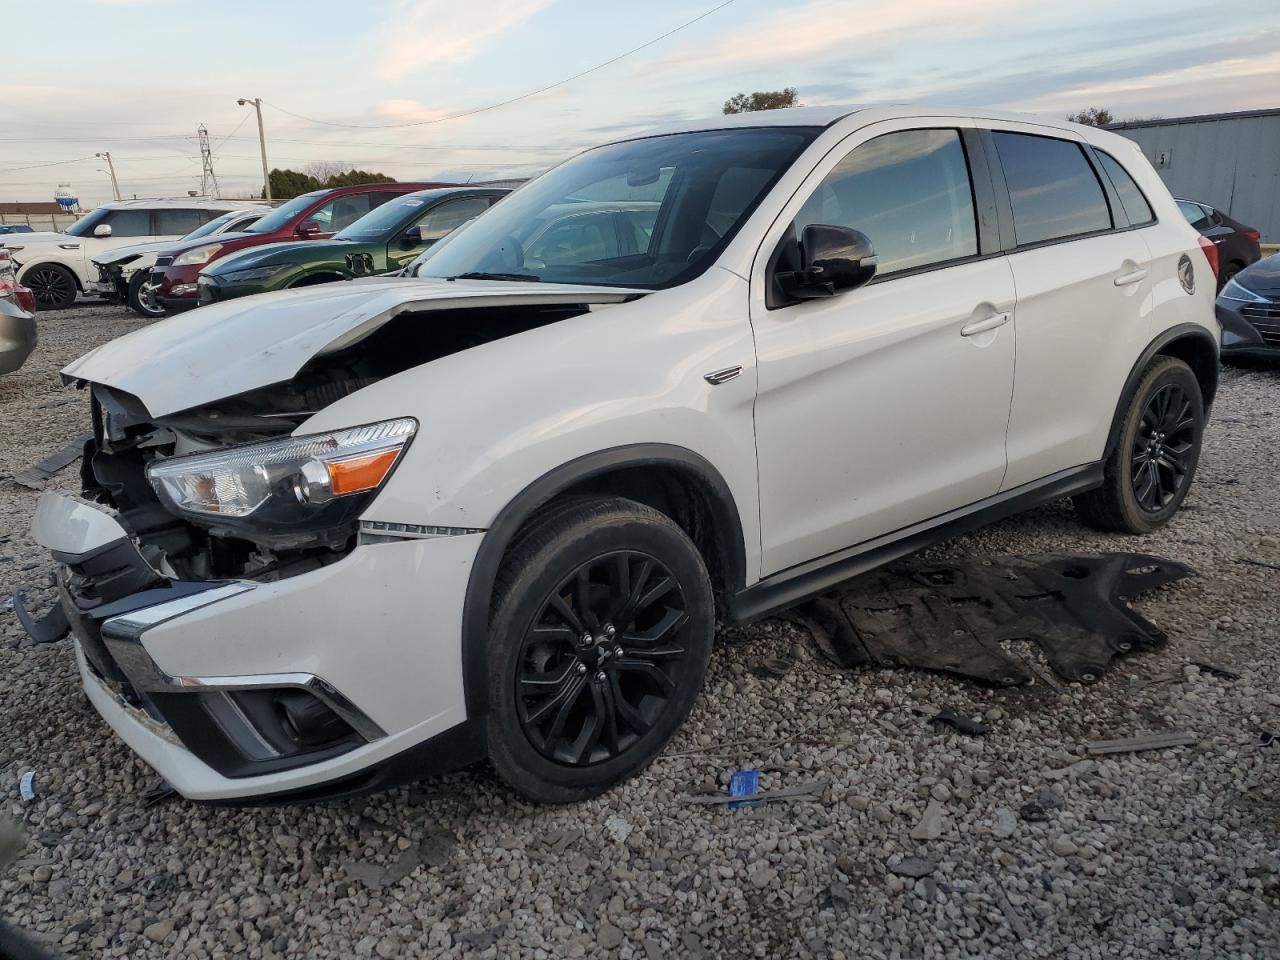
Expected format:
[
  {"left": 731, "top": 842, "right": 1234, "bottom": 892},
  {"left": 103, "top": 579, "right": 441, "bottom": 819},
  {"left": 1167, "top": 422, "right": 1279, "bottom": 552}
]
[{"left": 25, "top": 491, "right": 482, "bottom": 802}]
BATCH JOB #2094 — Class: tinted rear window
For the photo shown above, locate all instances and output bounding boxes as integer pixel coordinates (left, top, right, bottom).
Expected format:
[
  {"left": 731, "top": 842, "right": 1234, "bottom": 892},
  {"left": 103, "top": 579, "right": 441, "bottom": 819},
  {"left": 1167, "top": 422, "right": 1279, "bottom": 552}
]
[
  {"left": 1097, "top": 151, "right": 1155, "bottom": 226},
  {"left": 992, "top": 132, "right": 1111, "bottom": 245}
]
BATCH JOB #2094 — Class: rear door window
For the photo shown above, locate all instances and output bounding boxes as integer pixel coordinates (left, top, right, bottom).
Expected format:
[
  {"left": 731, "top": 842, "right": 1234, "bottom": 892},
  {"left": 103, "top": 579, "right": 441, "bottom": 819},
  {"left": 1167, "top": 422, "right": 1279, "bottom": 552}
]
[
  {"left": 154, "top": 208, "right": 206, "bottom": 235},
  {"left": 991, "top": 132, "right": 1112, "bottom": 245},
  {"left": 1096, "top": 152, "right": 1155, "bottom": 226},
  {"left": 308, "top": 194, "right": 376, "bottom": 232},
  {"left": 794, "top": 128, "right": 979, "bottom": 276}
]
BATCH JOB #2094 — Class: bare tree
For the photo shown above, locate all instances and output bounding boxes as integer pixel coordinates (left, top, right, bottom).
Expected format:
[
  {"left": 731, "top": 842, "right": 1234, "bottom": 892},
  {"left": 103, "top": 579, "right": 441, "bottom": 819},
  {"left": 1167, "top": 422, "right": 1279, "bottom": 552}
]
[
  {"left": 303, "top": 160, "right": 356, "bottom": 181},
  {"left": 1067, "top": 107, "right": 1116, "bottom": 127},
  {"left": 723, "top": 88, "right": 801, "bottom": 115}
]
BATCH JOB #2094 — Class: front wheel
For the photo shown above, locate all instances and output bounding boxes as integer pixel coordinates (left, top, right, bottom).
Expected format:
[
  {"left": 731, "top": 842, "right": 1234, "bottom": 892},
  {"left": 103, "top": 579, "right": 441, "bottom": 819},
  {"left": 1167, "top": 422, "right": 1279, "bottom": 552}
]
[
  {"left": 126, "top": 271, "right": 165, "bottom": 318},
  {"left": 23, "top": 263, "right": 77, "bottom": 310},
  {"left": 486, "top": 496, "right": 714, "bottom": 803},
  {"left": 1074, "top": 356, "right": 1204, "bottom": 533}
]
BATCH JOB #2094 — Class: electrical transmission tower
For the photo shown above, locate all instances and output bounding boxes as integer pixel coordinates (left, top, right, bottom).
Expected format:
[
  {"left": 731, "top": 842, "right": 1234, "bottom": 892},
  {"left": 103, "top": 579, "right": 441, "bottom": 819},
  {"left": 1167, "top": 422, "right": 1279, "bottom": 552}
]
[{"left": 198, "top": 124, "right": 220, "bottom": 198}]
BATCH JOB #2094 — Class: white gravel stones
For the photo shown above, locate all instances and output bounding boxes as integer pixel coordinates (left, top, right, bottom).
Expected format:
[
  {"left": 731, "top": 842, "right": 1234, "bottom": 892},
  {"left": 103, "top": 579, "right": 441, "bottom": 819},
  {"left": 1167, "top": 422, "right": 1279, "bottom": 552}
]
[{"left": 0, "top": 305, "right": 1277, "bottom": 958}]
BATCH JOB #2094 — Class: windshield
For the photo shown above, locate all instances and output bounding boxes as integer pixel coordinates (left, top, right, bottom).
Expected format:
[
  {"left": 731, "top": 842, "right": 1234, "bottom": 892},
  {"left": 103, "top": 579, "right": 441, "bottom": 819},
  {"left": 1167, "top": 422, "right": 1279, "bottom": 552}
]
[
  {"left": 417, "top": 127, "right": 819, "bottom": 289},
  {"left": 335, "top": 193, "right": 428, "bottom": 241},
  {"left": 244, "top": 193, "right": 323, "bottom": 234},
  {"left": 65, "top": 208, "right": 110, "bottom": 237}
]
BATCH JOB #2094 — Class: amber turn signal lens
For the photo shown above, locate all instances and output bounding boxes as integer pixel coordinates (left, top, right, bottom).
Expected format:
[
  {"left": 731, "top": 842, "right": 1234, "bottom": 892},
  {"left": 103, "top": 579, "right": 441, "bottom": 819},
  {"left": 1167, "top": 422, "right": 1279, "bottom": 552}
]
[{"left": 327, "top": 449, "right": 401, "bottom": 496}]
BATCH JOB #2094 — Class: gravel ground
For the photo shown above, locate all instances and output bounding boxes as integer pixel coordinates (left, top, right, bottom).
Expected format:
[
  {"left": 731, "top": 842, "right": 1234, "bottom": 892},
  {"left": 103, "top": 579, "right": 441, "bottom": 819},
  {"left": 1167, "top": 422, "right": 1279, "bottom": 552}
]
[{"left": 1, "top": 303, "right": 1277, "bottom": 959}]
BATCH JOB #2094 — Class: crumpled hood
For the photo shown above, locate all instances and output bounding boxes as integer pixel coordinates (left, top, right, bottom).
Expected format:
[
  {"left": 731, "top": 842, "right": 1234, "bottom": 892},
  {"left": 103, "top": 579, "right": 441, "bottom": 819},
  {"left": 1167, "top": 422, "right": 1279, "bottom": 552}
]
[
  {"left": 1234, "top": 253, "right": 1280, "bottom": 297},
  {"left": 62, "top": 278, "right": 644, "bottom": 417},
  {"left": 93, "top": 239, "right": 176, "bottom": 266}
]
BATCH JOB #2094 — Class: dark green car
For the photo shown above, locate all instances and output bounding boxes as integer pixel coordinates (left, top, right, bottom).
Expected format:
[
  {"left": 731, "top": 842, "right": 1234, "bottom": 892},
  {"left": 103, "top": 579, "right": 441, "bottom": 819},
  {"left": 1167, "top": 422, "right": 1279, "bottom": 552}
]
[{"left": 196, "top": 187, "right": 508, "bottom": 305}]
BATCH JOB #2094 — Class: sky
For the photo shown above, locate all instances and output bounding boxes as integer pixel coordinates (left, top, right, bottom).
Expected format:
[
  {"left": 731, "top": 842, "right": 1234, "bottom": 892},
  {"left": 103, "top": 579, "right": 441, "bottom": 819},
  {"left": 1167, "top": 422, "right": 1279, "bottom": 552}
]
[{"left": 1, "top": 0, "right": 1278, "bottom": 206}]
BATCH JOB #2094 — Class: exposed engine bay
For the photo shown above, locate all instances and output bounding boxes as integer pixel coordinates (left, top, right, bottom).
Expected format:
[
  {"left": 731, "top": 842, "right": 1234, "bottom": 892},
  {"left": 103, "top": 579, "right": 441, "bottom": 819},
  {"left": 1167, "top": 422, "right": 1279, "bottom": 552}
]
[{"left": 78, "top": 301, "right": 596, "bottom": 584}]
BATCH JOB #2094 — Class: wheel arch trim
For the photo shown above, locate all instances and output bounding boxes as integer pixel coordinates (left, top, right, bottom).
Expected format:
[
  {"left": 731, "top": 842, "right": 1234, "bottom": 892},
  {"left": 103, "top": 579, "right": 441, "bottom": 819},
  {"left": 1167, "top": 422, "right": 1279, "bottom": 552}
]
[
  {"left": 458, "top": 443, "right": 747, "bottom": 722},
  {"left": 1103, "top": 323, "right": 1219, "bottom": 460}
]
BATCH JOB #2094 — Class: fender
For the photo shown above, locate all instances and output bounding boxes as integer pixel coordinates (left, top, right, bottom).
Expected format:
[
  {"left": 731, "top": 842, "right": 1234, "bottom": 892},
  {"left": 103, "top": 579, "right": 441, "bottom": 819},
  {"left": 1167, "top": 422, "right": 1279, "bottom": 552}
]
[
  {"left": 458, "top": 443, "right": 747, "bottom": 722},
  {"left": 1103, "top": 322, "right": 1219, "bottom": 460}
]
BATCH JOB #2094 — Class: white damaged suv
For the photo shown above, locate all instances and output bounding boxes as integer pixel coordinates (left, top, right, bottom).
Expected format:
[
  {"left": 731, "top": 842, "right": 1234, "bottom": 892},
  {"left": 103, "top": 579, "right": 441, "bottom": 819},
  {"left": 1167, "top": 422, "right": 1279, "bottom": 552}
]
[{"left": 27, "top": 106, "right": 1218, "bottom": 804}]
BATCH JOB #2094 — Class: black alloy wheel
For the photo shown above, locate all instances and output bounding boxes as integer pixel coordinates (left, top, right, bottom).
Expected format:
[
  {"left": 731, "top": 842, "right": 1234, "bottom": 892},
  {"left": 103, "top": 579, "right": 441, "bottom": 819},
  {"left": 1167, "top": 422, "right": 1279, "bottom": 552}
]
[
  {"left": 486, "top": 495, "right": 714, "bottom": 803},
  {"left": 1130, "top": 383, "right": 1196, "bottom": 512},
  {"left": 1074, "top": 355, "right": 1203, "bottom": 534},
  {"left": 25, "top": 264, "right": 76, "bottom": 309},
  {"left": 517, "top": 550, "right": 690, "bottom": 767}
]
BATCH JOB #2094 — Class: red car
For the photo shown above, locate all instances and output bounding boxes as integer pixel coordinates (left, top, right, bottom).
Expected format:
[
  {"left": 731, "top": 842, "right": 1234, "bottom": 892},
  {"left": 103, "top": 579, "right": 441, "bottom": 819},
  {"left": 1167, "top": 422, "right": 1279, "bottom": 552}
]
[{"left": 149, "top": 182, "right": 451, "bottom": 312}]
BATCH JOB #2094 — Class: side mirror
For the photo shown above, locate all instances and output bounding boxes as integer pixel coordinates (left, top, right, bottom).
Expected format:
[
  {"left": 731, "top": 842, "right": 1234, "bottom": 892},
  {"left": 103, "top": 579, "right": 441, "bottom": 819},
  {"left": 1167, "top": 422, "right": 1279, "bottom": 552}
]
[
  {"left": 93, "top": 223, "right": 112, "bottom": 238},
  {"left": 297, "top": 220, "right": 323, "bottom": 238},
  {"left": 774, "top": 223, "right": 877, "bottom": 303},
  {"left": 397, "top": 225, "right": 423, "bottom": 250}
]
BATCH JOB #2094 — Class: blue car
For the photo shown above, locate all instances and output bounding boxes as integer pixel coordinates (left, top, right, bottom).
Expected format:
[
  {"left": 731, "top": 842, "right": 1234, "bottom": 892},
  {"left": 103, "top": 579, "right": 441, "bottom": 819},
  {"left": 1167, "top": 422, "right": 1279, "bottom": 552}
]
[{"left": 0, "top": 225, "right": 34, "bottom": 236}]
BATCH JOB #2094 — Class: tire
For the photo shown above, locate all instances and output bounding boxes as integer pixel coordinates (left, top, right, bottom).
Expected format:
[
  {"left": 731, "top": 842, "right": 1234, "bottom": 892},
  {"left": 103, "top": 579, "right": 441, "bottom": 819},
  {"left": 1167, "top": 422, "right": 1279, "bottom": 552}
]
[
  {"left": 22, "top": 263, "right": 77, "bottom": 310},
  {"left": 1073, "top": 356, "right": 1204, "bottom": 534},
  {"left": 485, "top": 495, "right": 714, "bottom": 803},
  {"left": 126, "top": 271, "right": 165, "bottom": 318},
  {"left": 1217, "top": 260, "right": 1244, "bottom": 293}
]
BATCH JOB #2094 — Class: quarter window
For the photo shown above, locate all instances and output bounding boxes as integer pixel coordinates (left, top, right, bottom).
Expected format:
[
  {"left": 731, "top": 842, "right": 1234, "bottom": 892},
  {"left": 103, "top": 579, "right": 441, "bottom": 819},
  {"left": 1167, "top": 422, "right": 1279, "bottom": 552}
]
[
  {"left": 1176, "top": 200, "right": 1210, "bottom": 230},
  {"left": 992, "top": 132, "right": 1112, "bottom": 245},
  {"left": 794, "top": 128, "right": 978, "bottom": 276},
  {"left": 1097, "top": 151, "right": 1155, "bottom": 226}
]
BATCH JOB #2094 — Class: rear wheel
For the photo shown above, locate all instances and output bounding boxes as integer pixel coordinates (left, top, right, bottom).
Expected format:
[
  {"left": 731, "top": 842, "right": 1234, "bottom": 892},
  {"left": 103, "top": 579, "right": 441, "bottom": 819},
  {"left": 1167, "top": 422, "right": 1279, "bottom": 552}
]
[
  {"left": 1218, "top": 259, "right": 1244, "bottom": 292},
  {"left": 126, "top": 271, "right": 165, "bottom": 318},
  {"left": 1074, "top": 356, "right": 1203, "bottom": 533},
  {"left": 23, "top": 263, "right": 77, "bottom": 310},
  {"left": 486, "top": 496, "right": 713, "bottom": 803}
]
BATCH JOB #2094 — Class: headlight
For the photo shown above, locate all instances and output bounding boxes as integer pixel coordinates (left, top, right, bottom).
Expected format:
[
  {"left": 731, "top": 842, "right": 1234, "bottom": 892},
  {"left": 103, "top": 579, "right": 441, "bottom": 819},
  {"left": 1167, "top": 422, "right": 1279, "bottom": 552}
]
[
  {"left": 146, "top": 417, "right": 416, "bottom": 548},
  {"left": 172, "top": 243, "right": 223, "bottom": 267},
  {"left": 1220, "top": 277, "right": 1267, "bottom": 303},
  {"left": 220, "top": 263, "right": 288, "bottom": 283}
]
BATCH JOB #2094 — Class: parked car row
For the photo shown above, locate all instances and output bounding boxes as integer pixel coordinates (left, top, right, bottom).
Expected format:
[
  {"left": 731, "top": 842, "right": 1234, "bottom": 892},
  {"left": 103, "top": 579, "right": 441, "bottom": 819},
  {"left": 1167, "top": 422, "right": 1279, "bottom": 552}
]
[
  {"left": 0, "top": 198, "right": 262, "bottom": 310},
  {"left": 23, "top": 104, "right": 1225, "bottom": 805},
  {"left": 90, "top": 207, "right": 267, "bottom": 317}
]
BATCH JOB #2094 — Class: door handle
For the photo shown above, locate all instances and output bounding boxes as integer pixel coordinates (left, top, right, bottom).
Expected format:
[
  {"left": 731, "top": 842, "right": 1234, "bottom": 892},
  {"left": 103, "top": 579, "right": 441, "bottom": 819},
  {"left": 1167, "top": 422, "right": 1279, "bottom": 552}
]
[
  {"left": 1114, "top": 267, "right": 1148, "bottom": 287},
  {"left": 960, "top": 312, "right": 1010, "bottom": 337}
]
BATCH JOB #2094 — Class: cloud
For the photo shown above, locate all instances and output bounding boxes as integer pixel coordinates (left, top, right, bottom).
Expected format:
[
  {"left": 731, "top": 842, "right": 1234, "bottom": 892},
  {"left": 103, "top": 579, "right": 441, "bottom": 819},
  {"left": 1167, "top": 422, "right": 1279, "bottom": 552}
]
[
  {"left": 373, "top": 0, "right": 555, "bottom": 81},
  {"left": 652, "top": 0, "right": 1018, "bottom": 73},
  {"left": 1010, "top": 51, "right": 1280, "bottom": 116}
]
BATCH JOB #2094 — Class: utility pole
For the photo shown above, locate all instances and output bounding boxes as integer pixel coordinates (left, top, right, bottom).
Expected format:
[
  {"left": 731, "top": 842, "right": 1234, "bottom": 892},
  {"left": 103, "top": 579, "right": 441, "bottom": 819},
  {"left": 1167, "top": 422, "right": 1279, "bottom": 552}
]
[
  {"left": 95, "top": 151, "right": 121, "bottom": 201},
  {"left": 197, "top": 124, "right": 221, "bottom": 198},
  {"left": 237, "top": 97, "right": 271, "bottom": 200}
]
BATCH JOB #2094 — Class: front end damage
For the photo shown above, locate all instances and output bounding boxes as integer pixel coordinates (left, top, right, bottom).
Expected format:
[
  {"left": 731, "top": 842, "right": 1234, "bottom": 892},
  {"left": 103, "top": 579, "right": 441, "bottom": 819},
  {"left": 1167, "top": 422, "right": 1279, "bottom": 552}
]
[{"left": 24, "top": 283, "right": 635, "bottom": 801}]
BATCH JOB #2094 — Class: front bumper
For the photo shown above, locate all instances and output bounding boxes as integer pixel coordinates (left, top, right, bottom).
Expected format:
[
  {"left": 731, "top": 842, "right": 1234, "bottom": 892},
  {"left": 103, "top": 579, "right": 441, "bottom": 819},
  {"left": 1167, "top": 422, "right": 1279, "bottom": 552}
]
[
  {"left": 31, "top": 491, "right": 484, "bottom": 801},
  {"left": 1217, "top": 299, "right": 1280, "bottom": 357},
  {"left": 151, "top": 264, "right": 200, "bottom": 312},
  {"left": 88, "top": 262, "right": 127, "bottom": 302}
]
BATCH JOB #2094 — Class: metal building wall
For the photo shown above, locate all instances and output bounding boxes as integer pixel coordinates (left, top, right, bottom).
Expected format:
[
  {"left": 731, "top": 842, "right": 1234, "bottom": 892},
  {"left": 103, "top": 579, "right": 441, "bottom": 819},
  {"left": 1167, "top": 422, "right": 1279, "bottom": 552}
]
[{"left": 1111, "top": 109, "right": 1280, "bottom": 242}]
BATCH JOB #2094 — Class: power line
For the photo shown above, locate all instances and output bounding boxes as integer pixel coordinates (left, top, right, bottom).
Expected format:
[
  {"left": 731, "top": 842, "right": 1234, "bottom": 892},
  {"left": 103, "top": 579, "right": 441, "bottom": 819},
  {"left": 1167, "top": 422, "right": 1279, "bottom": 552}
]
[
  {"left": 262, "top": 0, "right": 738, "bottom": 130},
  {"left": 0, "top": 155, "right": 96, "bottom": 173}
]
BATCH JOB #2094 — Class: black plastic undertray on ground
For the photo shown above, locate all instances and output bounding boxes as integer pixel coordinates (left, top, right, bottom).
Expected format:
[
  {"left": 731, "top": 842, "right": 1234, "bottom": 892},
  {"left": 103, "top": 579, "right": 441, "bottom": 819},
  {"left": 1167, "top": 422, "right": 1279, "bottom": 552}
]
[{"left": 793, "top": 553, "right": 1194, "bottom": 686}]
